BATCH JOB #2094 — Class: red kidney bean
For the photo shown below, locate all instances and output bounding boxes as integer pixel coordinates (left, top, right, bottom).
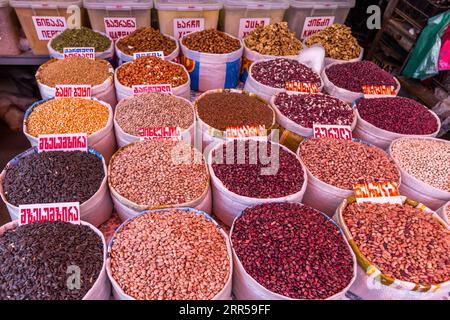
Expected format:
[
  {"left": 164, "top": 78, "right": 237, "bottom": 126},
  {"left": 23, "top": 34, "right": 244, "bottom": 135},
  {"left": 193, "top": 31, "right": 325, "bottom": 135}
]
[
  {"left": 326, "top": 61, "right": 397, "bottom": 93},
  {"left": 274, "top": 93, "right": 354, "bottom": 128},
  {"left": 251, "top": 58, "right": 321, "bottom": 89},
  {"left": 356, "top": 97, "right": 439, "bottom": 135},
  {"left": 211, "top": 141, "right": 305, "bottom": 198},
  {"left": 232, "top": 202, "right": 355, "bottom": 299}
]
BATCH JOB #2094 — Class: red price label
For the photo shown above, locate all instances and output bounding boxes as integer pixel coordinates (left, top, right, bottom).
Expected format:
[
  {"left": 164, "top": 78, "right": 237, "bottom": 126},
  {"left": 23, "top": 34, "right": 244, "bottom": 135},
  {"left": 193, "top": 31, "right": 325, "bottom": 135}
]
[
  {"left": 139, "top": 127, "right": 181, "bottom": 141},
  {"left": 55, "top": 85, "right": 91, "bottom": 98},
  {"left": 313, "top": 124, "right": 352, "bottom": 140},
  {"left": 38, "top": 133, "right": 88, "bottom": 152},
  {"left": 132, "top": 84, "right": 172, "bottom": 96},
  {"left": 353, "top": 182, "right": 402, "bottom": 205},
  {"left": 285, "top": 82, "right": 319, "bottom": 94},
  {"left": 362, "top": 85, "right": 396, "bottom": 96},
  {"left": 19, "top": 202, "right": 81, "bottom": 225},
  {"left": 225, "top": 125, "right": 267, "bottom": 140}
]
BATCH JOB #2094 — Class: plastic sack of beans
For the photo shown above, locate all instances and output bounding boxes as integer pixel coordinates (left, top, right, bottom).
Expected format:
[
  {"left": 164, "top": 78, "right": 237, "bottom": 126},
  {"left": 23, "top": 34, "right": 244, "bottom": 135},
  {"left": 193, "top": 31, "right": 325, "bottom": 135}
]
[
  {"left": 180, "top": 30, "right": 243, "bottom": 92},
  {"left": 231, "top": 202, "right": 357, "bottom": 300},
  {"left": 108, "top": 140, "right": 212, "bottom": 221},
  {"left": 353, "top": 97, "right": 441, "bottom": 150},
  {"left": 322, "top": 61, "right": 401, "bottom": 103},
  {"left": 241, "top": 22, "right": 303, "bottom": 82},
  {"left": 106, "top": 208, "right": 232, "bottom": 300},
  {"left": 23, "top": 97, "right": 116, "bottom": 163},
  {"left": 389, "top": 137, "right": 450, "bottom": 210},
  {"left": 208, "top": 140, "right": 308, "bottom": 226},
  {"left": 115, "top": 56, "right": 191, "bottom": 101},
  {"left": 297, "top": 138, "right": 401, "bottom": 216},
  {"left": 47, "top": 28, "right": 114, "bottom": 62},
  {"left": 195, "top": 89, "right": 276, "bottom": 151},
  {"left": 35, "top": 57, "right": 117, "bottom": 108},
  {"left": 0, "top": 147, "right": 113, "bottom": 227},
  {"left": 115, "top": 28, "right": 180, "bottom": 65},
  {"left": 335, "top": 196, "right": 450, "bottom": 300},
  {"left": 0, "top": 220, "right": 111, "bottom": 300},
  {"left": 244, "top": 56, "right": 324, "bottom": 103},
  {"left": 437, "top": 201, "right": 450, "bottom": 225},
  {"left": 270, "top": 92, "right": 356, "bottom": 151},
  {"left": 113, "top": 93, "right": 195, "bottom": 148}
]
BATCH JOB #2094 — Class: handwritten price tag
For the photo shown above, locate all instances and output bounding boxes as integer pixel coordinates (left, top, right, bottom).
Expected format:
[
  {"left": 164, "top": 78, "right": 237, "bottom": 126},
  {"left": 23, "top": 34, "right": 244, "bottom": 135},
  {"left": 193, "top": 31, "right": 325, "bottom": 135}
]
[
  {"left": 174, "top": 18, "right": 204, "bottom": 40},
  {"left": 63, "top": 47, "right": 95, "bottom": 59},
  {"left": 38, "top": 133, "right": 88, "bottom": 152},
  {"left": 139, "top": 127, "right": 181, "bottom": 141},
  {"left": 301, "top": 16, "right": 335, "bottom": 39},
  {"left": 104, "top": 17, "right": 136, "bottom": 40},
  {"left": 225, "top": 125, "right": 267, "bottom": 140},
  {"left": 238, "top": 18, "right": 270, "bottom": 39},
  {"left": 133, "top": 51, "right": 165, "bottom": 60},
  {"left": 362, "top": 85, "right": 396, "bottom": 97},
  {"left": 132, "top": 84, "right": 172, "bottom": 95},
  {"left": 32, "top": 16, "right": 66, "bottom": 40},
  {"left": 19, "top": 202, "right": 81, "bottom": 225},
  {"left": 313, "top": 124, "right": 352, "bottom": 140},
  {"left": 55, "top": 85, "right": 91, "bottom": 98},
  {"left": 353, "top": 181, "right": 402, "bottom": 205},
  {"left": 285, "top": 82, "right": 319, "bottom": 94}
]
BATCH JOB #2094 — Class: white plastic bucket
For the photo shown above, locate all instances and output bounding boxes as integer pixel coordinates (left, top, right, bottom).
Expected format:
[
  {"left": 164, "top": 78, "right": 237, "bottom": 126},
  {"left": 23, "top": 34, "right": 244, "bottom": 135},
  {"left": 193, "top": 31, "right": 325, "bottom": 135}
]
[
  {"left": 322, "top": 61, "right": 401, "bottom": 103},
  {"left": 334, "top": 196, "right": 450, "bottom": 300},
  {"left": 0, "top": 147, "right": 113, "bottom": 227},
  {"left": 389, "top": 137, "right": 450, "bottom": 210},
  {"left": 180, "top": 32, "right": 243, "bottom": 92},
  {"left": 36, "top": 59, "right": 118, "bottom": 108},
  {"left": 23, "top": 97, "right": 117, "bottom": 163},
  {"left": 113, "top": 94, "right": 195, "bottom": 148},
  {"left": 106, "top": 207, "right": 233, "bottom": 300},
  {"left": 115, "top": 33, "right": 180, "bottom": 66},
  {"left": 208, "top": 140, "right": 308, "bottom": 226},
  {"left": 0, "top": 219, "right": 111, "bottom": 300},
  {"left": 230, "top": 203, "right": 357, "bottom": 300},
  {"left": 114, "top": 60, "right": 191, "bottom": 101}
]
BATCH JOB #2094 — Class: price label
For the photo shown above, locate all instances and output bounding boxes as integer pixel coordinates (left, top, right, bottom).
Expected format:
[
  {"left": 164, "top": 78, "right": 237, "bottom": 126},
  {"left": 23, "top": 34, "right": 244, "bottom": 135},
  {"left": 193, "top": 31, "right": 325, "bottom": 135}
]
[
  {"left": 55, "top": 85, "right": 91, "bottom": 98},
  {"left": 38, "top": 133, "right": 88, "bottom": 152},
  {"left": 139, "top": 127, "right": 181, "bottom": 141},
  {"left": 225, "top": 125, "right": 267, "bottom": 140},
  {"left": 353, "top": 182, "right": 402, "bottom": 205},
  {"left": 19, "top": 202, "right": 81, "bottom": 225},
  {"left": 174, "top": 18, "right": 204, "bottom": 40},
  {"left": 133, "top": 51, "right": 165, "bottom": 60},
  {"left": 63, "top": 47, "right": 95, "bottom": 59},
  {"left": 238, "top": 18, "right": 270, "bottom": 39},
  {"left": 313, "top": 124, "right": 352, "bottom": 140},
  {"left": 285, "top": 82, "right": 319, "bottom": 94},
  {"left": 301, "top": 16, "right": 335, "bottom": 39},
  {"left": 32, "top": 16, "right": 67, "bottom": 40},
  {"left": 362, "top": 85, "right": 396, "bottom": 97},
  {"left": 104, "top": 17, "right": 136, "bottom": 40},
  {"left": 132, "top": 84, "right": 172, "bottom": 96}
]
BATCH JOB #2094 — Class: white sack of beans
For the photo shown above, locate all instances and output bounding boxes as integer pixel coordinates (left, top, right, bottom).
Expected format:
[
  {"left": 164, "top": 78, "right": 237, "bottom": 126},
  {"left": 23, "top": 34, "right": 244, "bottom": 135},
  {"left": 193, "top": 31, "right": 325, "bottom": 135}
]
[{"left": 436, "top": 201, "right": 450, "bottom": 225}]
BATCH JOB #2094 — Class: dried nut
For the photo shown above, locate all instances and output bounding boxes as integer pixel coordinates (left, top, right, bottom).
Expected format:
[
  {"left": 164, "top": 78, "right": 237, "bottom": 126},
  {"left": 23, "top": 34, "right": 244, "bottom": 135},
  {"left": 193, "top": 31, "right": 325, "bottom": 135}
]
[
  {"left": 116, "top": 27, "right": 176, "bottom": 56},
  {"left": 182, "top": 29, "right": 241, "bottom": 54},
  {"left": 305, "top": 24, "right": 360, "bottom": 60}
]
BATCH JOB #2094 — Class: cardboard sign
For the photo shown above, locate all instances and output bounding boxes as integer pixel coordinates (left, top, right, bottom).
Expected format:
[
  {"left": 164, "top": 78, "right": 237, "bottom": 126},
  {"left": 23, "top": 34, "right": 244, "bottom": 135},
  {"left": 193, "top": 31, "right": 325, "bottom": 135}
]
[
  {"left": 225, "top": 125, "right": 267, "bottom": 140},
  {"left": 38, "top": 133, "right": 88, "bottom": 152},
  {"left": 362, "top": 85, "right": 396, "bottom": 97},
  {"left": 63, "top": 47, "right": 95, "bottom": 59},
  {"left": 139, "top": 127, "right": 181, "bottom": 141},
  {"left": 301, "top": 16, "right": 335, "bottom": 39},
  {"left": 353, "top": 182, "right": 402, "bottom": 205},
  {"left": 104, "top": 17, "right": 136, "bottom": 40},
  {"left": 55, "top": 85, "right": 91, "bottom": 98},
  {"left": 238, "top": 18, "right": 270, "bottom": 39},
  {"left": 19, "top": 202, "right": 81, "bottom": 225},
  {"left": 32, "top": 16, "right": 67, "bottom": 40},
  {"left": 133, "top": 51, "right": 165, "bottom": 60},
  {"left": 285, "top": 82, "right": 319, "bottom": 94},
  {"left": 313, "top": 124, "right": 352, "bottom": 140},
  {"left": 174, "top": 18, "right": 205, "bottom": 40},
  {"left": 132, "top": 84, "right": 173, "bottom": 95}
]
